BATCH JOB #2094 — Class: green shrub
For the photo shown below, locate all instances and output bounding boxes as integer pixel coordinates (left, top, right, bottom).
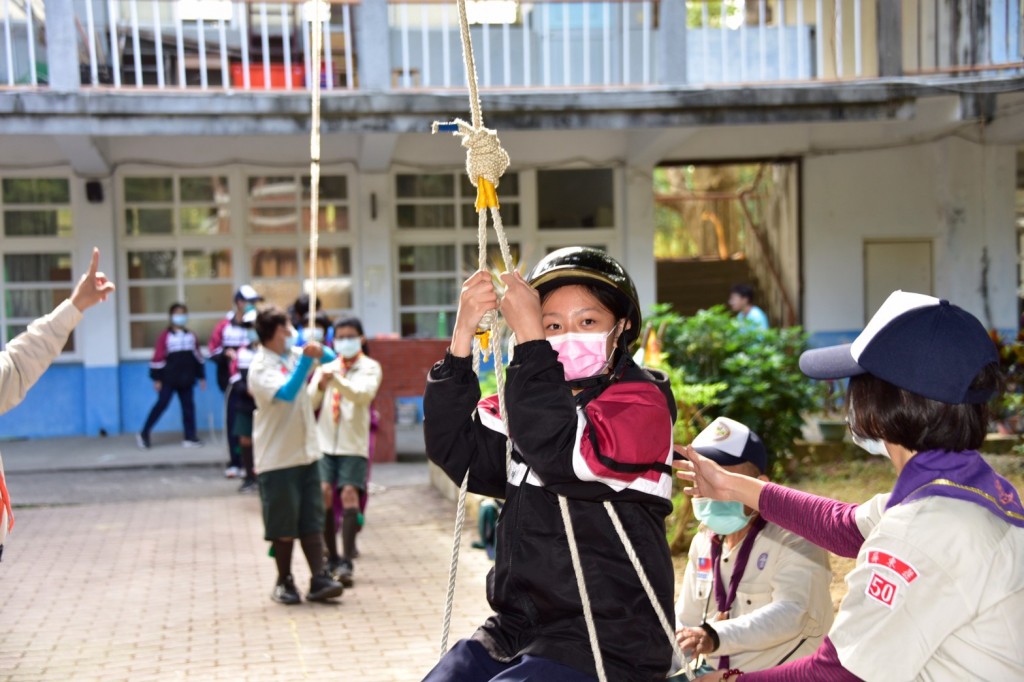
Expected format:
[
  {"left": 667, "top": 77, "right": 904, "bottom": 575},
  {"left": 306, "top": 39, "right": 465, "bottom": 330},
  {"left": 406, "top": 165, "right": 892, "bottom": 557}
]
[{"left": 645, "top": 304, "right": 819, "bottom": 477}]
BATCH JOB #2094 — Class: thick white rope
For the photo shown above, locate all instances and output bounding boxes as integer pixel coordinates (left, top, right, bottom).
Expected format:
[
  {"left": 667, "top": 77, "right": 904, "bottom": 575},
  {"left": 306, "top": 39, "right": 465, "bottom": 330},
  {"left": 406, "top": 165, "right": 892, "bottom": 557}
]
[
  {"left": 439, "top": 469, "right": 470, "bottom": 659},
  {"left": 605, "top": 502, "right": 695, "bottom": 680},
  {"left": 559, "top": 496, "right": 608, "bottom": 682},
  {"left": 307, "top": 0, "right": 326, "bottom": 328}
]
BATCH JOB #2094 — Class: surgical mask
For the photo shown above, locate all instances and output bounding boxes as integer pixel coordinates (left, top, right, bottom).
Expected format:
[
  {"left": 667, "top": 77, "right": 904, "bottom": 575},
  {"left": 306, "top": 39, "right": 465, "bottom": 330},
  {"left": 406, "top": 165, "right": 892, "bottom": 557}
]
[
  {"left": 851, "top": 432, "right": 889, "bottom": 458},
  {"left": 334, "top": 338, "right": 362, "bottom": 359},
  {"left": 244, "top": 303, "right": 256, "bottom": 314},
  {"left": 171, "top": 313, "right": 188, "bottom": 327},
  {"left": 303, "top": 327, "right": 324, "bottom": 344},
  {"left": 283, "top": 329, "right": 298, "bottom": 353},
  {"left": 547, "top": 328, "right": 616, "bottom": 382},
  {"left": 246, "top": 329, "right": 259, "bottom": 345},
  {"left": 847, "top": 400, "right": 889, "bottom": 458},
  {"left": 691, "top": 498, "right": 753, "bottom": 535}
]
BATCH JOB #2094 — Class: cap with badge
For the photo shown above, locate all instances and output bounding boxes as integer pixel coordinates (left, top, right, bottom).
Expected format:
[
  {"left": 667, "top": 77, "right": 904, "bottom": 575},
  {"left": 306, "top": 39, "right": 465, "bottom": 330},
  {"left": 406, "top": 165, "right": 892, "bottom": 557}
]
[
  {"left": 799, "top": 290, "right": 998, "bottom": 405},
  {"left": 691, "top": 416, "right": 768, "bottom": 474},
  {"left": 234, "top": 284, "right": 263, "bottom": 303}
]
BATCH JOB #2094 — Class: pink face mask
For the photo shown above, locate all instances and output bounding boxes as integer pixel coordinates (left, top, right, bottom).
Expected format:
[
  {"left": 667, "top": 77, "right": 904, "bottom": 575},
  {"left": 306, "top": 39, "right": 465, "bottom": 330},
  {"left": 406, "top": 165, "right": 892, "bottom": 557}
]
[{"left": 547, "top": 329, "right": 616, "bottom": 382}]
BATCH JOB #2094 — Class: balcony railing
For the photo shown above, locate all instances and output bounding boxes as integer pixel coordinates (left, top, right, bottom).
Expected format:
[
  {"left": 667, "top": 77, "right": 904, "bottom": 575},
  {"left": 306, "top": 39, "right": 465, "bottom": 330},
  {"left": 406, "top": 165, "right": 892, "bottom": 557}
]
[{"left": 0, "top": 0, "right": 1020, "bottom": 92}]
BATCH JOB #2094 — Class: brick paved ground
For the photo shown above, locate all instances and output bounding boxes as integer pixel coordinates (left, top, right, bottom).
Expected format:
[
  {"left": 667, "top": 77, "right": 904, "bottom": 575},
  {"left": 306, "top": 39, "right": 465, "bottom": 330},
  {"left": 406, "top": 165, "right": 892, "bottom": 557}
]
[{"left": 0, "top": 461, "right": 494, "bottom": 681}]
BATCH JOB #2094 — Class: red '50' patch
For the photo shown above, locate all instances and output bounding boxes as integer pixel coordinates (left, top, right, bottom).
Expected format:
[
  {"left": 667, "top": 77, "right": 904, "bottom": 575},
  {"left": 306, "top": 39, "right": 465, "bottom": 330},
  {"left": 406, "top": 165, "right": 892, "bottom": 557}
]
[{"left": 866, "top": 571, "right": 899, "bottom": 608}]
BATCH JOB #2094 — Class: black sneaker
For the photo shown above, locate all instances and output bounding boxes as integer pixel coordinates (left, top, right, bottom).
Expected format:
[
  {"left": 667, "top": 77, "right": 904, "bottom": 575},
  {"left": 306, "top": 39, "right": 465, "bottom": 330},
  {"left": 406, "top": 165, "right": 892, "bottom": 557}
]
[
  {"left": 333, "top": 558, "right": 354, "bottom": 588},
  {"left": 307, "top": 570, "right": 344, "bottom": 602},
  {"left": 237, "top": 478, "right": 258, "bottom": 494},
  {"left": 271, "top": 575, "right": 301, "bottom": 605}
]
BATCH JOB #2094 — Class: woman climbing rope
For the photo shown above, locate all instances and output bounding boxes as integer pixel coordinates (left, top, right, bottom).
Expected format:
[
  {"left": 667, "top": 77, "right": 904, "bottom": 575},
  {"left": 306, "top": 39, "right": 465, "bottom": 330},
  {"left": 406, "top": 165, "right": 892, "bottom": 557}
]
[{"left": 422, "top": 247, "right": 679, "bottom": 681}]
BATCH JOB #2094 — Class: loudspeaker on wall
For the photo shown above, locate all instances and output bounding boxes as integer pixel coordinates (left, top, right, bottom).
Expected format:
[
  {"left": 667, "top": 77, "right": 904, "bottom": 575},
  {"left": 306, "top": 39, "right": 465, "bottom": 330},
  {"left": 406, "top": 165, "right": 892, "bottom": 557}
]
[{"left": 85, "top": 180, "right": 104, "bottom": 203}]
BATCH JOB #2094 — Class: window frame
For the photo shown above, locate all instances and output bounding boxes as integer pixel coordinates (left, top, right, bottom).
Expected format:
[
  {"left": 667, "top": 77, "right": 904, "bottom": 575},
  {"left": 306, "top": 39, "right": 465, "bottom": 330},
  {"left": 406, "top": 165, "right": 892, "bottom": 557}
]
[
  {"left": 391, "top": 166, "right": 621, "bottom": 338},
  {"left": 0, "top": 172, "right": 80, "bottom": 360}
]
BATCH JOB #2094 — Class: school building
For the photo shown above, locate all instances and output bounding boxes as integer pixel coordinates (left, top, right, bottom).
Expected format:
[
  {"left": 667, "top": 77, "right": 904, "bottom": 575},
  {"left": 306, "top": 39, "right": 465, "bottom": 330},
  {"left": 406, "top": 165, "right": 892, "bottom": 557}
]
[{"left": 1, "top": 0, "right": 1022, "bottom": 456}]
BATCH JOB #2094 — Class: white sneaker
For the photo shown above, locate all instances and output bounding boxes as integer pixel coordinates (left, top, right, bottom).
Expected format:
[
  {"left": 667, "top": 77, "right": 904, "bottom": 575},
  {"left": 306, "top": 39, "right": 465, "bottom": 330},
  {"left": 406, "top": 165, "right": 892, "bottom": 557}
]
[
  {"left": 182, "top": 439, "right": 203, "bottom": 449},
  {"left": 224, "top": 466, "right": 240, "bottom": 479}
]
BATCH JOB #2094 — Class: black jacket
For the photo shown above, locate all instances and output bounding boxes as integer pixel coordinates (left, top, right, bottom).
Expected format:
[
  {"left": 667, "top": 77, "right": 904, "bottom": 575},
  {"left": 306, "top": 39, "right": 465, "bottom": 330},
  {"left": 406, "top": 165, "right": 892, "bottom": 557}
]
[{"left": 424, "top": 340, "right": 677, "bottom": 681}]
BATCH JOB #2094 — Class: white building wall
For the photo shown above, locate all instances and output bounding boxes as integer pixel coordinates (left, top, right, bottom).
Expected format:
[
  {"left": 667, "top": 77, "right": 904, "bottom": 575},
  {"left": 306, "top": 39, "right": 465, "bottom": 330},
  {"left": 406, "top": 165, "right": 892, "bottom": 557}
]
[{"left": 803, "top": 137, "right": 1018, "bottom": 335}]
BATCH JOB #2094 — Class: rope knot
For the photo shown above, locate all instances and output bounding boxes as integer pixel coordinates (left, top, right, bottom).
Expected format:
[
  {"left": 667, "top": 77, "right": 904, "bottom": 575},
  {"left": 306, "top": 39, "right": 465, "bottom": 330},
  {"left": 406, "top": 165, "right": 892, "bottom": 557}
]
[{"left": 433, "top": 118, "right": 510, "bottom": 210}]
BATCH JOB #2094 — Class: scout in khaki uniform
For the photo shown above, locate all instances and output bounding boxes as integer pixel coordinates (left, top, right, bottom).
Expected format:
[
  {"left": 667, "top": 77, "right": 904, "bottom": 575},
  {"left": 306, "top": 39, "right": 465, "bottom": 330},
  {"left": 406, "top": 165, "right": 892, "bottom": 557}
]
[
  {"left": 675, "top": 417, "right": 833, "bottom": 674},
  {"left": 677, "top": 291, "right": 1024, "bottom": 682},
  {"left": 0, "top": 249, "right": 114, "bottom": 561}
]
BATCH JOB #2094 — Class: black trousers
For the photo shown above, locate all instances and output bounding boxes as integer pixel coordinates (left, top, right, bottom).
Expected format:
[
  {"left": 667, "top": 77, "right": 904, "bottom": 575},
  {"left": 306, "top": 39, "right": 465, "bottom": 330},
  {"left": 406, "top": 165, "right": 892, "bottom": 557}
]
[{"left": 141, "top": 384, "right": 197, "bottom": 441}]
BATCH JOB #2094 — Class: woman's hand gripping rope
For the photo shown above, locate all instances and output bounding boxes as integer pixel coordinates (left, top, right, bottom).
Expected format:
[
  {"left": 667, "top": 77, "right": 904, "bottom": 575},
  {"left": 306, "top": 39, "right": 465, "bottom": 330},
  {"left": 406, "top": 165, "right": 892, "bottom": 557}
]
[{"left": 451, "top": 271, "right": 500, "bottom": 359}]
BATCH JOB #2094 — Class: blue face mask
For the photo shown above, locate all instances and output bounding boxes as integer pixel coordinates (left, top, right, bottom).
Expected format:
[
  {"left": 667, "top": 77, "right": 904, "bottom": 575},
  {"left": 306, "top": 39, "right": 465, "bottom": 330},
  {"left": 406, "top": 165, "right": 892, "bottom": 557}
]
[
  {"left": 246, "top": 329, "right": 259, "bottom": 345},
  {"left": 691, "top": 497, "right": 753, "bottom": 535},
  {"left": 333, "top": 338, "right": 362, "bottom": 359},
  {"left": 283, "top": 329, "right": 298, "bottom": 353},
  {"left": 171, "top": 313, "right": 188, "bottom": 327}
]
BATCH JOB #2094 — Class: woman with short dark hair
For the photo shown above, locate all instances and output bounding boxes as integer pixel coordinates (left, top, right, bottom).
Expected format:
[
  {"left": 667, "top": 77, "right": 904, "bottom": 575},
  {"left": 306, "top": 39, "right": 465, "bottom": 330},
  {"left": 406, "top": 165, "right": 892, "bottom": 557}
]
[{"left": 676, "top": 291, "right": 1024, "bottom": 681}]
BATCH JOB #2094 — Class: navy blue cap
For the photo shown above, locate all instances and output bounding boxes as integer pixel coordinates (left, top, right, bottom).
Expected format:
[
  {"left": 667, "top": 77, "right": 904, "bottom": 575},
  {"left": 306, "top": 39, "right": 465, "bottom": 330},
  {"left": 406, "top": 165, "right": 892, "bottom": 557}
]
[
  {"left": 691, "top": 417, "right": 768, "bottom": 474},
  {"left": 800, "top": 291, "right": 998, "bottom": 405}
]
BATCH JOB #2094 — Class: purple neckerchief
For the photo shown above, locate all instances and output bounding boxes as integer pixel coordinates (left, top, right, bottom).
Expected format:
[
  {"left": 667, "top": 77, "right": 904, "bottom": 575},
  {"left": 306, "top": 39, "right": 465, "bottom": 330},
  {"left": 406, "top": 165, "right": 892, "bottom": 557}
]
[
  {"left": 888, "top": 449, "right": 1024, "bottom": 528},
  {"left": 710, "top": 515, "right": 768, "bottom": 670}
]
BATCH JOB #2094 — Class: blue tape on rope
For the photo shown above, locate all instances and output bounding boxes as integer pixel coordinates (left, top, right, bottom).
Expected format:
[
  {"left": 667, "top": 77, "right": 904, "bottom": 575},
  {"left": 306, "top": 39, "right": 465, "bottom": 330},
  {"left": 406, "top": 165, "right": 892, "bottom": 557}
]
[{"left": 436, "top": 123, "right": 459, "bottom": 132}]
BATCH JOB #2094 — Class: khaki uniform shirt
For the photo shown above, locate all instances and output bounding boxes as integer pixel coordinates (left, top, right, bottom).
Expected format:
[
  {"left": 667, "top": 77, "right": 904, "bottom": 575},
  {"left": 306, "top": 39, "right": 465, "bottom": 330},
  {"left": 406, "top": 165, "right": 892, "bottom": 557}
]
[
  {"left": 677, "top": 521, "right": 834, "bottom": 672},
  {"left": 308, "top": 354, "right": 382, "bottom": 457},
  {"left": 0, "top": 300, "right": 82, "bottom": 545},
  {"left": 248, "top": 347, "right": 320, "bottom": 474},
  {"left": 831, "top": 493, "right": 1024, "bottom": 681}
]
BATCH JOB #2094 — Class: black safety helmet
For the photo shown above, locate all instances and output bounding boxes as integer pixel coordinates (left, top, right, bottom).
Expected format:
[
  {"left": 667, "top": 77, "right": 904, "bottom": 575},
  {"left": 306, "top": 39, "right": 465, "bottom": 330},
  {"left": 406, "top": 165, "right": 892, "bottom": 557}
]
[{"left": 526, "top": 247, "right": 642, "bottom": 348}]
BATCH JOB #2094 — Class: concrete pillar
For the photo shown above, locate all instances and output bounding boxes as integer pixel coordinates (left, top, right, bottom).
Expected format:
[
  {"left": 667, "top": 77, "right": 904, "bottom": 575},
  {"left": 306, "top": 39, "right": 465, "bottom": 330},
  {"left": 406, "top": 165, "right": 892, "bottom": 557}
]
[
  {"left": 43, "top": 0, "right": 81, "bottom": 91},
  {"left": 355, "top": 172, "right": 396, "bottom": 337},
  {"left": 355, "top": 0, "right": 391, "bottom": 90},
  {"left": 621, "top": 164, "right": 657, "bottom": 321},
  {"left": 876, "top": 0, "right": 902, "bottom": 77},
  {"left": 70, "top": 177, "right": 121, "bottom": 435},
  {"left": 657, "top": 0, "right": 688, "bottom": 85}
]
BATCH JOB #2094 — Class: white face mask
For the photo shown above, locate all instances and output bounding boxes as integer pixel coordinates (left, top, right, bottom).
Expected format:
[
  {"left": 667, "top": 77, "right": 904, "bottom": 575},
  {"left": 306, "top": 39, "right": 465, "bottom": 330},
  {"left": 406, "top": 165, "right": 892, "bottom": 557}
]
[
  {"left": 333, "top": 338, "right": 362, "bottom": 359},
  {"left": 847, "top": 399, "right": 889, "bottom": 458},
  {"left": 851, "top": 432, "right": 889, "bottom": 458}
]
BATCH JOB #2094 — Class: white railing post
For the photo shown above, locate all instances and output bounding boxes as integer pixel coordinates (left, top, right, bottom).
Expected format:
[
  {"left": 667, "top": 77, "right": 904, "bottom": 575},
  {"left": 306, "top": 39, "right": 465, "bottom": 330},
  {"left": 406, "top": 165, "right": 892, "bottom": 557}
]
[
  {"left": 342, "top": 2, "right": 354, "bottom": 89},
  {"left": 129, "top": 0, "right": 142, "bottom": 87},
  {"left": 152, "top": 0, "right": 165, "bottom": 88},
  {"left": 238, "top": 3, "right": 250, "bottom": 90},
  {"left": 85, "top": 0, "right": 99, "bottom": 85},
  {"left": 107, "top": 0, "right": 121, "bottom": 87},
  {"left": 3, "top": 0, "right": 13, "bottom": 86}
]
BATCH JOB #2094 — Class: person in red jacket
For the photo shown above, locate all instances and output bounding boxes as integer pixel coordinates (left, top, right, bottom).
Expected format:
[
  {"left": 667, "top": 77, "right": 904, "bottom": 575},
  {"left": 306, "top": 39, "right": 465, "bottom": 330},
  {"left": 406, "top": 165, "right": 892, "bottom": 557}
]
[
  {"left": 209, "top": 285, "right": 261, "bottom": 477},
  {"left": 423, "top": 247, "right": 678, "bottom": 681},
  {"left": 137, "top": 303, "right": 205, "bottom": 449}
]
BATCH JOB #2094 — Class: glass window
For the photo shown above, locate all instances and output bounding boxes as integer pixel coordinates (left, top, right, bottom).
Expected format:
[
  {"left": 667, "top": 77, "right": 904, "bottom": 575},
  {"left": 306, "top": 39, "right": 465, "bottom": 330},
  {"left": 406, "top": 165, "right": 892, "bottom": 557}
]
[
  {"left": 1, "top": 252, "right": 75, "bottom": 352},
  {"left": 121, "top": 173, "right": 238, "bottom": 351},
  {"left": 245, "top": 172, "right": 355, "bottom": 322},
  {"left": 248, "top": 174, "right": 349, "bottom": 234},
  {"left": 395, "top": 171, "right": 521, "bottom": 337},
  {"left": 0, "top": 178, "right": 77, "bottom": 353},
  {"left": 537, "top": 169, "right": 614, "bottom": 229},
  {"left": 124, "top": 175, "right": 230, "bottom": 236},
  {"left": 2, "top": 178, "right": 73, "bottom": 238}
]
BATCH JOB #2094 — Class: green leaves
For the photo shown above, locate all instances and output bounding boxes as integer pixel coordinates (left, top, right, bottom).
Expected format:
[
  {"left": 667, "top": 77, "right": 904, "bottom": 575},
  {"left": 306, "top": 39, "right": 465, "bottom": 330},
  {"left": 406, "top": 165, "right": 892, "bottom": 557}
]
[{"left": 644, "top": 304, "right": 818, "bottom": 476}]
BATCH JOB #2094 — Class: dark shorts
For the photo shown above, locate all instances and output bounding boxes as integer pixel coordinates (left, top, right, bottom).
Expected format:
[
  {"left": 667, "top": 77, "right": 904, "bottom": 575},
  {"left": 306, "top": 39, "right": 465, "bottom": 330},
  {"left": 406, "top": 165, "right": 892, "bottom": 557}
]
[
  {"left": 258, "top": 462, "right": 324, "bottom": 540},
  {"left": 232, "top": 411, "right": 253, "bottom": 438},
  {"left": 319, "top": 454, "right": 368, "bottom": 491}
]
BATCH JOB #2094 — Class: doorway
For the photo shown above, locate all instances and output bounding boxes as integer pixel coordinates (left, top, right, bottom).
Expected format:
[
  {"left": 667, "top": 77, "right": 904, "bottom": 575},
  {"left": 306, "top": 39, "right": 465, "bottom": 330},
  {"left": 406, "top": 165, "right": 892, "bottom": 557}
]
[{"left": 653, "top": 160, "right": 801, "bottom": 325}]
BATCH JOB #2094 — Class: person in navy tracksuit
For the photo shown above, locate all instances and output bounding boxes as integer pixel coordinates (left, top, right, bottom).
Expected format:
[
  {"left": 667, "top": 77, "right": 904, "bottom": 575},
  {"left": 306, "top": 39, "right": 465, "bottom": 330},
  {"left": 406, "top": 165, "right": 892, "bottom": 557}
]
[{"left": 137, "top": 303, "right": 205, "bottom": 449}]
